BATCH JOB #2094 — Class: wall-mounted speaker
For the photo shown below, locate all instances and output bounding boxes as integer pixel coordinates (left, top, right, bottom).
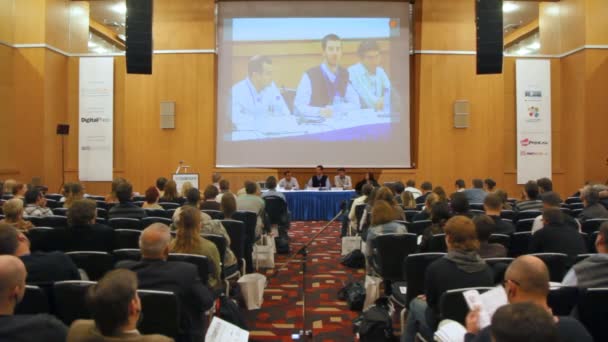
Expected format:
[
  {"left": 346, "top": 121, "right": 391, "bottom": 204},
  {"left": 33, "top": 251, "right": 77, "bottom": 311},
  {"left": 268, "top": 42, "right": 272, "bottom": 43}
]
[
  {"left": 126, "top": 0, "right": 153, "bottom": 74},
  {"left": 160, "top": 101, "right": 175, "bottom": 129},
  {"left": 454, "top": 100, "right": 470, "bottom": 128},
  {"left": 476, "top": 0, "right": 503, "bottom": 74}
]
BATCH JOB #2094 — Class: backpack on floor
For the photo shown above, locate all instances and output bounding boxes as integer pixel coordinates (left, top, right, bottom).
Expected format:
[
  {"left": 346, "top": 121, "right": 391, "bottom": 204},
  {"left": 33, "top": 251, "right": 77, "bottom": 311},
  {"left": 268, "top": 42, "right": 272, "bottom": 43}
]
[
  {"left": 340, "top": 249, "right": 365, "bottom": 269},
  {"left": 274, "top": 236, "right": 290, "bottom": 254},
  {"left": 338, "top": 281, "right": 366, "bottom": 311},
  {"left": 215, "top": 294, "right": 248, "bottom": 330},
  {"left": 356, "top": 297, "right": 395, "bottom": 341}
]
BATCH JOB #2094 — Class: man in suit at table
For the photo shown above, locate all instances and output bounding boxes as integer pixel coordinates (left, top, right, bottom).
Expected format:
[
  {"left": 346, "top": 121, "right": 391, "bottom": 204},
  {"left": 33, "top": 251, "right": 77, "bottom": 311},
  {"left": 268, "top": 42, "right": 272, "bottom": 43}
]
[
  {"left": 116, "top": 224, "right": 214, "bottom": 342},
  {"left": 333, "top": 168, "right": 352, "bottom": 190},
  {"left": 307, "top": 165, "right": 331, "bottom": 189}
]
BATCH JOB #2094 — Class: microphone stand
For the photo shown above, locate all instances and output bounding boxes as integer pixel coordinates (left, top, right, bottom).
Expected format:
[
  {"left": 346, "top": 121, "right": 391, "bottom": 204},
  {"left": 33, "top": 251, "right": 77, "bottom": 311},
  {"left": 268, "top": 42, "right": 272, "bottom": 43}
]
[{"left": 269, "top": 205, "right": 346, "bottom": 340}]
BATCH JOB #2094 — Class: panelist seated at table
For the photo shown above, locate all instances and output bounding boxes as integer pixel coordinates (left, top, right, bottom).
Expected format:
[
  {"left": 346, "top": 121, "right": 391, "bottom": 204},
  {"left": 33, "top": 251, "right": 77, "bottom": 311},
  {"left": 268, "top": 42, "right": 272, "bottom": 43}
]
[
  {"left": 307, "top": 165, "right": 331, "bottom": 189},
  {"left": 294, "top": 34, "right": 360, "bottom": 121},
  {"left": 348, "top": 40, "right": 391, "bottom": 112},
  {"left": 231, "top": 55, "right": 292, "bottom": 131},
  {"left": 334, "top": 168, "right": 352, "bottom": 190},
  {"left": 278, "top": 170, "right": 300, "bottom": 190}
]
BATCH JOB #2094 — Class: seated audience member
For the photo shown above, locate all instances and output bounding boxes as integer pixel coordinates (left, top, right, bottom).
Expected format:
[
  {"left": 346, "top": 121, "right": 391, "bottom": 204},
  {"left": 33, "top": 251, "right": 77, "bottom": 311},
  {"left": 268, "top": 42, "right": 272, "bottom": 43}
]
[
  {"left": 156, "top": 177, "right": 168, "bottom": 198},
  {"left": 483, "top": 178, "right": 496, "bottom": 193},
  {"left": 393, "top": 181, "right": 405, "bottom": 204},
  {"left": 374, "top": 186, "right": 405, "bottom": 220},
  {"left": 348, "top": 184, "right": 373, "bottom": 233},
  {"left": 159, "top": 180, "right": 181, "bottom": 204},
  {"left": 578, "top": 186, "right": 608, "bottom": 222},
  {"left": 419, "top": 201, "right": 452, "bottom": 252},
  {"left": 67, "top": 269, "right": 173, "bottom": 342},
  {"left": 212, "top": 173, "right": 222, "bottom": 190},
  {"left": 450, "top": 191, "right": 473, "bottom": 217},
  {"left": 412, "top": 192, "right": 439, "bottom": 222},
  {"left": 172, "top": 188, "right": 202, "bottom": 222},
  {"left": 215, "top": 179, "right": 232, "bottom": 202},
  {"left": 261, "top": 176, "right": 286, "bottom": 202},
  {"left": 0, "top": 224, "right": 80, "bottom": 283},
  {"left": 64, "top": 182, "right": 85, "bottom": 209},
  {"left": 0, "top": 199, "right": 33, "bottom": 232},
  {"left": 404, "top": 179, "right": 422, "bottom": 199},
  {"left": 307, "top": 165, "right": 330, "bottom": 188},
  {"left": 515, "top": 181, "right": 543, "bottom": 212},
  {"left": 0, "top": 255, "right": 68, "bottom": 342},
  {"left": 200, "top": 185, "right": 220, "bottom": 211},
  {"left": 465, "top": 255, "right": 592, "bottom": 342},
  {"left": 537, "top": 177, "right": 553, "bottom": 194},
  {"left": 404, "top": 216, "right": 493, "bottom": 342},
  {"left": 416, "top": 181, "right": 433, "bottom": 204},
  {"left": 464, "top": 179, "right": 487, "bottom": 204},
  {"left": 358, "top": 187, "right": 378, "bottom": 236},
  {"left": 108, "top": 182, "right": 147, "bottom": 220},
  {"left": 180, "top": 182, "right": 194, "bottom": 200},
  {"left": 220, "top": 192, "right": 237, "bottom": 220},
  {"left": 236, "top": 181, "right": 266, "bottom": 237},
  {"left": 116, "top": 224, "right": 214, "bottom": 342},
  {"left": 199, "top": 208, "right": 238, "bottom": 272},
  {"left": 334, "top": 168, "right": 352, "bottom": 190},
  {"left": 531, "top": 192, "right": 579, "bottom": 234},
  {"left": 142, "top": 186, "right": 163, "bottom": 210},
  {"left": 529, "top": 208, "right": 587, "bottom": 260},
  {"left": 455, "top": 179, "right": 466, "bottom": 193},
  {"left": 562, "top": 222, "right": 608, "bottom": 287},
  {"left": 23, "top": 188, "right": 52, "bottom": 217},
  {"left": 487, "top": 303, "right": 558, "bottom": 342},
  {"left": 278, "top": 171, "right": 299, "bottom": 190},
  {"left": 494, "top": 189, "right": 513, "bottom": 210},
  {"left": 11, "top": 183, "right": 27, "bottom": 201},
  {"left": 401, "top": 190, "right": 417, "bottom": 210},
  {"left": 170, "top": 206, "right": 221, "bottom": 290},
  {"left": 355, "top": 172, "right": 379, "bottom": 194},
  {"left": 67, "top": 199, "right": 114, "bottom": 252},
  {"left": 433, "top": 186, "right": 448, "bottom": 203},
  {"left": 2, "top": 179, "right": 16, "bottom": 197},
  {"left": 474, "top": 214, "right": 507, "bottom": 258},
  {"left": 261, "top": 176, "right": 290, "bottom": 235},
  {"left": 105, "top": 177, "right": 127, "bottom": 204},
  {"left": 483, "top": 193, "right": 515, "bottom": 235},
  {"left": 365, "top": 200, "right": 407, "bottom": 271}
]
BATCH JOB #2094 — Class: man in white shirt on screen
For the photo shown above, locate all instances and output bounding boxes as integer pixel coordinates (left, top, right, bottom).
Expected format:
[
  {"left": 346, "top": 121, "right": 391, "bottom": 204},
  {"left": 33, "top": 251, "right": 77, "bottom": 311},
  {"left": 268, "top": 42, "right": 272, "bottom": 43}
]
[
  {"left": 278, "top": 170, "right": 299, "bottom": 190},
  {"left": 348, "top": 40, "right": 391, "bottom": 112},
  {"left": 231, "top": 55, "right": 291, "bottom": 131},
  {"left": 294, "top": 34, "right": 360, "bottom": 121},
  {"left": 333, "top": 168, "right": 352, "bottom": 190}
]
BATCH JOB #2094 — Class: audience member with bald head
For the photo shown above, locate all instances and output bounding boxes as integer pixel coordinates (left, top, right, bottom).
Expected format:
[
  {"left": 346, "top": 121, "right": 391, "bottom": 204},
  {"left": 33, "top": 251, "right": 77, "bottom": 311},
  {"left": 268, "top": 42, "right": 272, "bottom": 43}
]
[
  {"left": 403, "top": 216, "right": 493, "bottom": 342},
  {"left": 465, "top": 255, "right": 592, "bottom": 342},
  {"left": 0, "top": 255, "right": 67, "bottom": 341},
  {"left": 116, "top": 223, "right": 213, "bottom": 342},
  {"left": 0, "top": 223, "right": 80, "bottom": 283},
  {"left": 563, "top": 221, "right": 608, "bottom": 287}
]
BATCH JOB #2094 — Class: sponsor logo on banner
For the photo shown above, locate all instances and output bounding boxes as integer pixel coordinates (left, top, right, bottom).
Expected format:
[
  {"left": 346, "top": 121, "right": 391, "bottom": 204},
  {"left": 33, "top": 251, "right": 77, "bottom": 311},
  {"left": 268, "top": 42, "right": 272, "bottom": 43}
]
[
  {"left": 520, "top": 150, "right": 549, "bottom": 156},
  {"left": 524, "top": 90, "right": 542, "bottom": 100},
  {"left": 520, "top": 138, "right": 548, "bottom": 147},
  {"left": 81, "top": 117, "right": 112, "bottom": 124}
]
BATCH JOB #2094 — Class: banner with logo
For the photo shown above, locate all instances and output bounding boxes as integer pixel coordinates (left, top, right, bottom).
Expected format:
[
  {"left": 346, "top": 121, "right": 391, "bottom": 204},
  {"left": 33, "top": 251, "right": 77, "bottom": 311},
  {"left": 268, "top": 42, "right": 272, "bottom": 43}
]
[
  {"left": 516, "top": 59, "right": 552, "bottom": 184},
  {"left": 79, "top": 57, "right": 114, "bottom": 181}
]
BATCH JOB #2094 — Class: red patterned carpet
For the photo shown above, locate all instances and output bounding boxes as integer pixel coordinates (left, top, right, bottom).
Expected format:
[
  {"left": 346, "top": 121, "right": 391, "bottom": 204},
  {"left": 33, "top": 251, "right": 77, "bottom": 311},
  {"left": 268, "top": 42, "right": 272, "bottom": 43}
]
[{"left": 245, "top": 221, "right": 365, "bottom": 342}]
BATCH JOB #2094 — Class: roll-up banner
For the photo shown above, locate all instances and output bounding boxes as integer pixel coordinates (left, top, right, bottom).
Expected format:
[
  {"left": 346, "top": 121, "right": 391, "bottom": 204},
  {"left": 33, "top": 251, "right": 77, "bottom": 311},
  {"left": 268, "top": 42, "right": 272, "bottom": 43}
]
[
  {"left": 516, "top": 59, "right": 552, "bottom": 184},
  {"left": 79, "top": 57, "right": 114, "bottom": 181}
]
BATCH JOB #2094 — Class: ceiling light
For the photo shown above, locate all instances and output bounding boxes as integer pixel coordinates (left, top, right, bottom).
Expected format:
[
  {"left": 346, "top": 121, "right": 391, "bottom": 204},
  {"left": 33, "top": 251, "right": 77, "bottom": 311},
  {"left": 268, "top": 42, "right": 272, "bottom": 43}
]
[
  {"left": 516, "top": 48, "right": 530, "bottom": 56},
  {"left": 503, "top": 3, "right": 519, "bottom": 13},
  {"left": 528, "top": 42, "right": 541, "bottom": 50},
  {"left": 111, "top": 3, "right": 127, "bottom": 15},
  {"left": 88, "top": 41, "right": 98, "bottom": 48}
]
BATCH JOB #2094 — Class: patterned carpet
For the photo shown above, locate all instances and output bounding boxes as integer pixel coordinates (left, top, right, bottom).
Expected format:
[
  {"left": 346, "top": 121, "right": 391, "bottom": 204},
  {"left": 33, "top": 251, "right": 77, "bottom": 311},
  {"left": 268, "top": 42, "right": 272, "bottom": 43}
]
[{"left": 245, "top": 221, "right": 365, "bottom": 342}]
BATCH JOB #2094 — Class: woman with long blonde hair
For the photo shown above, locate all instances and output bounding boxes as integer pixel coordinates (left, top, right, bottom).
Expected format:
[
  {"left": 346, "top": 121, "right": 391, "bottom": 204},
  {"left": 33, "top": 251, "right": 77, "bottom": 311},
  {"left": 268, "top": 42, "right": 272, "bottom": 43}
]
[{"left": 64, "top": 182, "right": 84, "bottom": 209}]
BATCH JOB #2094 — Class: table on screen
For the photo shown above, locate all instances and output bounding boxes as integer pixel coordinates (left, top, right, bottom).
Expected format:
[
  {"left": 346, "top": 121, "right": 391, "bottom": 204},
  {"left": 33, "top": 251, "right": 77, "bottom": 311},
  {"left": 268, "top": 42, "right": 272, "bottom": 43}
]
[{"left": 281, "top": 190, "right": 356, "bottom": 221}]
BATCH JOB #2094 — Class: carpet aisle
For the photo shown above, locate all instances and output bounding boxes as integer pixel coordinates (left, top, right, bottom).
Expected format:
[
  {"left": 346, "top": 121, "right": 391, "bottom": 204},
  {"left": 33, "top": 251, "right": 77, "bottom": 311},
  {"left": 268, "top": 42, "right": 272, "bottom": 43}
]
[{"left": 245, "top": 221, "right": 365, "bottom": 341}]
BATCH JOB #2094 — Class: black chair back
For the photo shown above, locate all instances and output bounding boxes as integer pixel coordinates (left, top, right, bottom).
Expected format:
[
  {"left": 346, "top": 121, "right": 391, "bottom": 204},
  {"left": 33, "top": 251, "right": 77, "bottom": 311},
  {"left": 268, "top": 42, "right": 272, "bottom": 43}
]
[
  {"left": 113, "top": 249, "right": 142, "bottom": 263},
  {"left": 144, "top": 208, "right": 170, "bottom": 218},
  {"left": 409, "top": 220, "right": 432, "bottom": 236},
  {"left": 428, "top": 234, "right": 447, "bottom": 252},
  {"left": 587, "top": 231, "right": 599, "bottom": 253},
  {"left": 575, "top": 253, "right": 596, "bottom": 264},
  {"left": 15, "top": 285, "right": 50, "bottom": 315},
  {"left": 133, "top": 195, "right": 145, "bottom": 202},
  {"left": 509, "top": 232, "right": 532, "bottom": 257},
  {"left": 439, "top": 287, "right": 493, "bottom": 325},
  {"left": 109, "top": 218, "right": 141, "bottom": 230},
  {"left": 484, "top": 257, "right": 514, "bottom": 284},
  {"left": 88, "top": 195, "right": 106, "bottom": 201},
  {"left": 469, "top": 203, "right": 484, "bottom": 211},
  {"left": 96, "top": 207, "right": 108, "bottom": 219},
  {"left": 53, "top": 280, "right": 96, "bottom": 325},
  {"left": 547, "top": 286, "right": 580, "bottom": 316},
  {"left": 230, "top": 211, "right": 256, "bottom": 273},
  {"left": 37, "top": 215, "right": 68, "bottom": 228},
  {"left": 403, "top": 210, "right": 419, "bottom": 223},
  {"left": 52, "top": 207, "right": 68, "bottom": 216},
  {"left": 515, "top": 218, "right": 535, "bottom": 232},
  {"left": 404, "top": 253, "right": 445, "bottom": 306},
  {"left": 168, "top": 253, "right": 211, "bottom": 287},
  {"left": 565, "top": 197, "right": 582, "bottom": 205},
  {"left": 354, "top": 204, "right": 367, "bottom": 225},
  {"left": 45, "top": 199, "right": 59, "bottom": 209},
  {"left": 500, "top": 210, "right": 515, "bottom": 221},
  {"left": 202, "top": 210, "right": 224, "bottom": 220},
  {"left": 141, "top": 216, "right": 172, "bottom": 229},
  {"left": 66, "top": 251, "right": 114, "bottom": 281},
  {"left": 221, "top": 219, "right": 246, "bottom": 273},
  {"left": 582, "top": 219, "right": 608, "bottom": 234},
  {"left": 530, "top": 253, "right": 569, "bottom": 282},
  {"left": 372, "top": 233, "right": 417, "bottom": 282},
  {"left": 263, "top": 196, "right": 288, "bottom": 225},
  {"left": 488, "top": 234, "right": 511, "bottom": 249},
  {"left": 95, "top": 201, "right": 109, "bottom": 210},
  {"left": 27, "top": 227, "right": 66, "bottom": 252},
  {"left": 515, "top": 210, "right": 542, "bottom": 222},
  {"left": 138, "top": 290, "right": 180, "bottom": 339},
  {"left": 159, "top": 202, "right": 180, "bottom": 210},
  {"left": 113, "top": 229, "right": 142, "bottom": 249},
  {"left": 45, "top": 194, "right": 62, "bottom": 202},
  {"left": 578, "top": 287, "right": 608, "bottom": 342},
  {"left": 568, "top": 202, "right": 584, "bottom": 210},
  {"left": 202, "top": 234, "right": 227, "bottom": 266}
]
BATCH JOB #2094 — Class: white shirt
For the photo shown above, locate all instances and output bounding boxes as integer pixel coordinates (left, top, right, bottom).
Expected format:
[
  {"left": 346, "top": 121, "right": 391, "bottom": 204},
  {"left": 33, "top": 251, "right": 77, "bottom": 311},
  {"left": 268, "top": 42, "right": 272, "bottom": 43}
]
[
  {"left": 278, "top": 177, "right": 299, "bottom": 190},
  {"left": 404, "top": 187, "right": 422, "bottom": 199},
  {"left": 231, "top": 78, "right": 291, "bottom": 131},
  {"left": 334, "top": 175, "right": 352, "bottom": 189},
  {"left": 532, "top": 214, "right": 581, "bottom": 234},
  {"left": 294, "top": 63, "right": 360, "bottom": 116},
  {"left": 347, "top": 63, "right": 391, "bottom": 109}
]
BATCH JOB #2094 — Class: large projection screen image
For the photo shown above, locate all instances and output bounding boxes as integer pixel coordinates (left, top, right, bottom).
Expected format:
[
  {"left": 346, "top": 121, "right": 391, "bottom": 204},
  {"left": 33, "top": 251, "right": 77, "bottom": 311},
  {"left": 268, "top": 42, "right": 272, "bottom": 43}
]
[{"left": 217, "top": 1, "right": 411, "bottom": 168}]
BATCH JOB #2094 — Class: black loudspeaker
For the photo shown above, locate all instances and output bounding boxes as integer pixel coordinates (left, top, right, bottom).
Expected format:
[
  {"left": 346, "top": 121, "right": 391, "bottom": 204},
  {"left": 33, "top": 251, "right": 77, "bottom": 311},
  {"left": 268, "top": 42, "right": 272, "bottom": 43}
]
[
  {"left": 476, "top": 0, "right": 503, "bottom": 74},
  {"left": 56, "top": 124, "right": 70, "bottom": 135},
  {"left": 126, "top": 0, "right": 153, "bottom": 74}
]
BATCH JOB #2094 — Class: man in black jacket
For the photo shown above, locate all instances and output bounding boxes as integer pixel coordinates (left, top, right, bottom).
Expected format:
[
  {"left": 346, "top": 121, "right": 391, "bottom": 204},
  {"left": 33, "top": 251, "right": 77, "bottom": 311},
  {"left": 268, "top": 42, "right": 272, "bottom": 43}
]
[
  {"left": 483, "top": 193, "right": 515, "bottom": 235},
  {"left": 108, "top": 182, "right": 147, "bottom": 220},
  {"left": 67, "top": 199, "right": 114, "bottom": 252},
  {"left": 0, "top": 224, "right": 80, "bottom": 283},
  {"left": 117, "top": 223, "right": 213, "bottom": 342},
  {"left": 529, "top": 208, "right": 587, "bottom": 260}
]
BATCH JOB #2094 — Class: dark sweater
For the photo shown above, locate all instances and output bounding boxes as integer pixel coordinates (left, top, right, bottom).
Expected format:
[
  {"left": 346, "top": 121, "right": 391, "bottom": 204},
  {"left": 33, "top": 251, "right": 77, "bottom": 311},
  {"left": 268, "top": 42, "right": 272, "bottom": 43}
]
[
  {"left": 489, "top": 215, "right": 515, "bottom": 235},
  {"left": 66, "top": 224, "right": 114, "bottom": 252},
  {"left": 465, "top": 316, "right": 592, "bottom": 342},
  {"left": 108, "top": 202, "right": 147, "bottom": 220},
  {"left": 20, "top": 251, "right": 80, "bottom": 283},
  {"left": 0, "top": 314, "right": 67, "bottom": 342},
  {"left": 529, "top": 223, "right": 587, "bottom": 259}
]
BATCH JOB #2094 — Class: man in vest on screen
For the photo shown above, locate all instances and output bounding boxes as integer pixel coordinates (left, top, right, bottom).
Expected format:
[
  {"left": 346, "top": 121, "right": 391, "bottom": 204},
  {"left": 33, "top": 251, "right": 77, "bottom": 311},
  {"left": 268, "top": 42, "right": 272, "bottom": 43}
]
[
  {"left": 348, "top": 40, "right": 392, "bottom": 112},
  {"left": 294, "top": 34, "right": 360, "bottom": 121},
  {"left": 231, "top": 55, "right": 291, "bottom": 132}
]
